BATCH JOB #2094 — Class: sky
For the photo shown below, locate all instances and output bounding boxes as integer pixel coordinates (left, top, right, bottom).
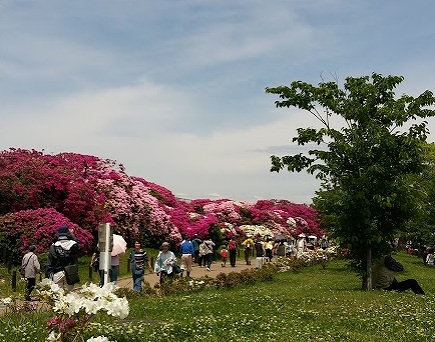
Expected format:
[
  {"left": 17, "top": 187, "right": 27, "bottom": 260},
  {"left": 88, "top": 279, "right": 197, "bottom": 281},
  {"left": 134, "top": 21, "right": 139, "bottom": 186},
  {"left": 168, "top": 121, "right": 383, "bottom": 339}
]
[{"left": 1, "top": 1, "right": 435, "bottom": 204}]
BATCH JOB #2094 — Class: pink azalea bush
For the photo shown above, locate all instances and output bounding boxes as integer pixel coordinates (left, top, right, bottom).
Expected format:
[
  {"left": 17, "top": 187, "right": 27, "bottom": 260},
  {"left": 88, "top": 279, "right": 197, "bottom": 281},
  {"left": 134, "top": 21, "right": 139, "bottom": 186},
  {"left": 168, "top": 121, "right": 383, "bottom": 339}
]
[{"left": 0, "top": 148, "right": 322, "bottom": 258}]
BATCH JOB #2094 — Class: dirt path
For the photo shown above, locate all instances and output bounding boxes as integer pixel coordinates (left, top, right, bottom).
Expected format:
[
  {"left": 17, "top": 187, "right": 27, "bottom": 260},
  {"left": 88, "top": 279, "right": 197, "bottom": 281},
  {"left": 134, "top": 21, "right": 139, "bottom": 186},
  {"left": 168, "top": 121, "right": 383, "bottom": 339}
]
[{"left": 116, "top": 260, "right": 258, "bottom": 289}]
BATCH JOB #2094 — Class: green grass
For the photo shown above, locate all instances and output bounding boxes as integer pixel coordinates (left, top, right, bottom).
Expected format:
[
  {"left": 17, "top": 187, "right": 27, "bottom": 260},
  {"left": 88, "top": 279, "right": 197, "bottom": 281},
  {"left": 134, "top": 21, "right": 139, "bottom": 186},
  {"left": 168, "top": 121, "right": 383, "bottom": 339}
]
[{"left": 2, "top": 252, "right": 435, "bottom": 341}]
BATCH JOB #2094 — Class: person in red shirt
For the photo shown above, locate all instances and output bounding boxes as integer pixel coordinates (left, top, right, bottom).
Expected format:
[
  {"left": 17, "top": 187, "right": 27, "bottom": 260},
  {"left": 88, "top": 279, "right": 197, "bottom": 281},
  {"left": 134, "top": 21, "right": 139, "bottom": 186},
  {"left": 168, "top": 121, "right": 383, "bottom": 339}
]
[{"left": 220, "top": 247, "right": 228, "bottom": 267}]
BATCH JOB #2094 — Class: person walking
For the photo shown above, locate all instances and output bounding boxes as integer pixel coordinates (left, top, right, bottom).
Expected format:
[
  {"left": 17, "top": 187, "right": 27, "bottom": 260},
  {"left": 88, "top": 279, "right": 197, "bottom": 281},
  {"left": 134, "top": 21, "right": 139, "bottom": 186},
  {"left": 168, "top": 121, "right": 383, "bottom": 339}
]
[
  {"left": 296, "top": 234, "right": 307, "bottom": 258},
  {"left": 220, "top": 246, "right": 228, "bottom": 267},
  {"left": 179, "top": 236, "right": 194, "bottom": 277},
  {"left": 242, "top": 236, "right": 254, "bottom": 265},
  {"left": 275, "top": 240, "right": 286, "bottom": 258},
  {"left": 22, "top": 245, "right": 40, "bottom": 300},
  {"left": 202, "top": 238, "right": 215, "bottom": 271},
  {"left": 110, "top": 250, "right": 124, "bottom": 284},
  {"left": 191, "top": 234, "right": 202, "bottom": 265},
  {"left": 46, "top": 226, "right": 81, "bottom": 291},
  {"left": 228, "top": 237, "right": 237, "bottom": 267},
  {"left": 154, "top": 242, "right": 178, "bottom": 284},
  {"left": 129, "top": 240, "right": 152, "bottom": 292},
  {"left": 265, "top": 238, "right": 274, "bottom": 262},
  {"left": 254, "top": 234, "right": 265, "bottom": 269}
]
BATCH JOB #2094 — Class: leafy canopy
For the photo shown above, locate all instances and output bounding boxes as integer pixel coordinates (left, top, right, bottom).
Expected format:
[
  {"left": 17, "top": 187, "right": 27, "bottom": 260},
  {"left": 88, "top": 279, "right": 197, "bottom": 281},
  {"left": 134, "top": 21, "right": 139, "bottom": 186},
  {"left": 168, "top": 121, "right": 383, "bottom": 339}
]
[{"left": 266, "top": 73, "right": 435, "bottom": 275}]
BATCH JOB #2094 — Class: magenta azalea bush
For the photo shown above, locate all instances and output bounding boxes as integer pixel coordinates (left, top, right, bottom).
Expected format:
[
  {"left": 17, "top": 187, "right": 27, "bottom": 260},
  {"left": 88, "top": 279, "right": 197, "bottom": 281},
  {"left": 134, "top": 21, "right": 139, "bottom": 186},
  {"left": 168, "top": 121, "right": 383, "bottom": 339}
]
[{"left": 0, "top": 148, "right": 322, "bottom": 259}]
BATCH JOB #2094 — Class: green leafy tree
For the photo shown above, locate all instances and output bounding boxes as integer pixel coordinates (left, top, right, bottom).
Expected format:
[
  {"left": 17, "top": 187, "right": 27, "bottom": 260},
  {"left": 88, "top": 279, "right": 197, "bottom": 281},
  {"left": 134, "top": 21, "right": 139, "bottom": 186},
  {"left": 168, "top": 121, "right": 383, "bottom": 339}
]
[
  {"left": 266, "top": 73, "right": 435, "bottom": 289},
  {"left": 401, "top": 143, "right": 435, "bottom": 248}
]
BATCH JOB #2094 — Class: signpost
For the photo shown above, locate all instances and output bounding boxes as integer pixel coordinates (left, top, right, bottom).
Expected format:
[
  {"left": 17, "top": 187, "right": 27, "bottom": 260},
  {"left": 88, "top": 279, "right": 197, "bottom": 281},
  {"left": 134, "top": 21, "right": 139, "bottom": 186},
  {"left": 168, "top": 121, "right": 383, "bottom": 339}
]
[{"left": 98, "top": 223, "right": 113, "bottom": 285}]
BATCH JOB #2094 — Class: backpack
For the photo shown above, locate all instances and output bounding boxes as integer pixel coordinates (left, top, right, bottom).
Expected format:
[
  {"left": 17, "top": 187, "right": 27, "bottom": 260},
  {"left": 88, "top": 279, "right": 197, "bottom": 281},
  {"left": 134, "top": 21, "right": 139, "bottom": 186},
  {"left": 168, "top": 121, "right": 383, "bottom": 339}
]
[
  {"left": 229, "top": 240, "right": 236, "bottom": 250},
  {"left": 199, "top": 243, "right": 207, "bottom": 256}
]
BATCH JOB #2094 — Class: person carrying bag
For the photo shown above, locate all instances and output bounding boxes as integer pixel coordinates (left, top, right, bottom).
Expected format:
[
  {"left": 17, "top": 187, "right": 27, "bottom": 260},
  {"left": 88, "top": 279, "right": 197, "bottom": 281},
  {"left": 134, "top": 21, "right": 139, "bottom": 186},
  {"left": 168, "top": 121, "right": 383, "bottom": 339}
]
[{"left": 46, "top": 226, "right": 81, "bottom": 291}]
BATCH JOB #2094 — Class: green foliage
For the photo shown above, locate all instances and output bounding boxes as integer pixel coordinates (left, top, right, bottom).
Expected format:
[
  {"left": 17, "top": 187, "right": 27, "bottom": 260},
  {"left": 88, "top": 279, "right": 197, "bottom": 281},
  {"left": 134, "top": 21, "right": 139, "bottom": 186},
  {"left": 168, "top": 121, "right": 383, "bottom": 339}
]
[
  {"left": 266, "top": 73, "right": 435, "bottom": 280},
  {"left": 400, "top": 143, "right": 435, "bottom": 246}
]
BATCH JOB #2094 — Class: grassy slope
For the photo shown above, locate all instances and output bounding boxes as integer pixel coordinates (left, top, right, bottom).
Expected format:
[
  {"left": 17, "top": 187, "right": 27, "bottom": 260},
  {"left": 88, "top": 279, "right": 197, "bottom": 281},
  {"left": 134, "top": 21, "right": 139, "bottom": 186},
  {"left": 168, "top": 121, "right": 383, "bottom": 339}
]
[{"left": 1, "top": 252, "right": 435, "bottom": 342}]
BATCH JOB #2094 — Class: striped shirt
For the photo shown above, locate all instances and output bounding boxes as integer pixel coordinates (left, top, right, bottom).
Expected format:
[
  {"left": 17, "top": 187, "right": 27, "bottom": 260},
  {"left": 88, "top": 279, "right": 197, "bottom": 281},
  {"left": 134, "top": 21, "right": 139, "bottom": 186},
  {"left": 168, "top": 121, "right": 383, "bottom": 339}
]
[{"left": 131, "top": 249, "right": 148, "bottom": 270}]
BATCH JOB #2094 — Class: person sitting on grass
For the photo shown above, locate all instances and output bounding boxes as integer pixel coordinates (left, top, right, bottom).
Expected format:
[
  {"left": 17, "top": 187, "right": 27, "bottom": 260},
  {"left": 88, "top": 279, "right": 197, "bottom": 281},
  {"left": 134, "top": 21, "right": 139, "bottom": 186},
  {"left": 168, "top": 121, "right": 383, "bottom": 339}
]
[{"left": 372, "top": 254, "right": 425, "bottom": 295}]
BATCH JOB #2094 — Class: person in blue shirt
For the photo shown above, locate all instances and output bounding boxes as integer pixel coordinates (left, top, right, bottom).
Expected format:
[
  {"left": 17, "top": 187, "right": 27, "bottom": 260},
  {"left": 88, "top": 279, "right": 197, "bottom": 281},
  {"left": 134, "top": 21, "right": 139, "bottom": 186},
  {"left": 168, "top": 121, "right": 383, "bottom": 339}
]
[{"left": 179, "top": 236, "right": 194, "bottom": 277}]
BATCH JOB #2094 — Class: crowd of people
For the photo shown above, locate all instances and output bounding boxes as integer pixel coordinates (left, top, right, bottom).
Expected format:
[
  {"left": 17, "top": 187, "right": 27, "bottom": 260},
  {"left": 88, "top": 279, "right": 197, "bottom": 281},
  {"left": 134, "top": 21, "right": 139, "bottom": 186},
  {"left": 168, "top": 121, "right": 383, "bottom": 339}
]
[
  {"left": 21, "top": 228, "right": 333, "bottom": 298},
  {"left": 18, "top": 226, "right": 428, "bottom": 299}
]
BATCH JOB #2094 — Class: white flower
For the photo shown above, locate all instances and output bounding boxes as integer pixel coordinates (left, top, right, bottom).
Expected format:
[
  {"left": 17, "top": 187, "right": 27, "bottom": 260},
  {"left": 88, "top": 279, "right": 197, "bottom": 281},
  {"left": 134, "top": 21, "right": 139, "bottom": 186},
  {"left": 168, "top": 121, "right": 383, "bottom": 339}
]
[
  {"left": 286, "top": 217, "right": 296, "bottom": 228},
  {"left": 1, "top": 297, "right": 12, "bottom": 305},
  {"left": 38, "top": 278, "right": 64, "bottom": 299},
  {"left": 239, "top": 225, "right": 273, "bottom": 238},
  {"left": 41, "top": 279, "right": 129, "bottom": 340},
  {"left": 86, "top": 336, "right": 112, "bottom": 342},
  {"left": 46, "top": 331, "right": 62, "bottom": 342},
  {"left": 104, "top": 296, "right": 129, "bottom": 319}
]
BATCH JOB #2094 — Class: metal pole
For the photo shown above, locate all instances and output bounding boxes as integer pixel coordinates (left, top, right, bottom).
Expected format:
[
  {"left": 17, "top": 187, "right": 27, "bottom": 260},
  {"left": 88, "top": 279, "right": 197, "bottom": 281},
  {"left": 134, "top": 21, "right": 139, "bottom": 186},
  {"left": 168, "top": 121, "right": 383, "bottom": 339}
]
[
  {"left": 103, "top": 223, "right": 111, "bottom": 285},
  {"left": 11, "top": 270, "right": 17, "bottom": 292}
]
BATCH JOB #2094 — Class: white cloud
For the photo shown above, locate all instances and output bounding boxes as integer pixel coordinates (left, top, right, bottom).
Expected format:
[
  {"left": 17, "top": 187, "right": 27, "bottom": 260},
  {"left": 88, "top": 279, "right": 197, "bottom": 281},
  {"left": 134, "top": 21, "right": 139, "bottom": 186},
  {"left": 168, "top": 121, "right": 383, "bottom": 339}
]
[{"left": 2, "top": 0, "right": 435, "bottom": 204}]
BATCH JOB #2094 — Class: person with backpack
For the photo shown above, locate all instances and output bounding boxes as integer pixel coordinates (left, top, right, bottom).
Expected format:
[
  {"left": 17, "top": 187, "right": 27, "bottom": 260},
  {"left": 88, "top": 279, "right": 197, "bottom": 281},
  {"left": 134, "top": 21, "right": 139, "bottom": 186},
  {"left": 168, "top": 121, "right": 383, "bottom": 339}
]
[
  {"left": 46, "top": 225, "right": 81, "bottom": 291},
  {"left": 228, "top": 237, "right": 238, "bottom": 267}
]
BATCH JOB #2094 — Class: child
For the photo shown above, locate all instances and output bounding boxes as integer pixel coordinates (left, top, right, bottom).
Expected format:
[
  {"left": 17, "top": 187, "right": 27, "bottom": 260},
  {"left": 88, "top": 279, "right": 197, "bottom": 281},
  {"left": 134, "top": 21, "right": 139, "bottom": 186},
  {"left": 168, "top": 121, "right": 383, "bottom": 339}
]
[{"left": 220, "top": 247, "right": 228, "bottom": 267}]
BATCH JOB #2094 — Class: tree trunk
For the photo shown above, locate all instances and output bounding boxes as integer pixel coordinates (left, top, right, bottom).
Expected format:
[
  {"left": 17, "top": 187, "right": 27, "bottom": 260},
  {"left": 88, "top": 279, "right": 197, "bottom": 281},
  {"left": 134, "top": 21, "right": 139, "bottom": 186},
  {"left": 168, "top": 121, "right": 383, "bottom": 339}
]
[{"left": 362, "top": 246, "right": 372, "bottom": 290}]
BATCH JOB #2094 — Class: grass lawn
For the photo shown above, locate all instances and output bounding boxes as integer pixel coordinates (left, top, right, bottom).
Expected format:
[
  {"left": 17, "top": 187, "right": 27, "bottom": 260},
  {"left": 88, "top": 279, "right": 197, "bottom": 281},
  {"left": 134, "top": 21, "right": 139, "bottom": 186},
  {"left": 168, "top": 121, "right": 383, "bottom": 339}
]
[{"left": 1, "top": 251, "right": 435, "bottom": 341}]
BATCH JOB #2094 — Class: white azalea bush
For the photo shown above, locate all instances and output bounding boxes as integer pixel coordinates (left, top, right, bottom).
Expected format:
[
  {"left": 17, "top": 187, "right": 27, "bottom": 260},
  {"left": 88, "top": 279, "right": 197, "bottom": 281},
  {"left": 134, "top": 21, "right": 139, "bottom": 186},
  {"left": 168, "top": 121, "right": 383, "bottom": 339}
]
[
  {"left": 275, "top": 246, "right": 339, "bottom": 271},
  {"left": 36, "top": 279, "right": 129, "bottom": 342},
  {"left": 239, "top": 225, "right": 273, "bottom": 238},
  {"left": 298, "top": 246, "right": 339, "bottom": 267}
]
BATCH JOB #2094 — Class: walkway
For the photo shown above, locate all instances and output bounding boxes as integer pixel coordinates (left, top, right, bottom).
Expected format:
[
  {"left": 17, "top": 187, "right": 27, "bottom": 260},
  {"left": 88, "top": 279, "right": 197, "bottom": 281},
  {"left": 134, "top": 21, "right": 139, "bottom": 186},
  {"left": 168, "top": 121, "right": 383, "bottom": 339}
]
[{"left": 117, "top": 261, "right": 257, "bottom": 289}]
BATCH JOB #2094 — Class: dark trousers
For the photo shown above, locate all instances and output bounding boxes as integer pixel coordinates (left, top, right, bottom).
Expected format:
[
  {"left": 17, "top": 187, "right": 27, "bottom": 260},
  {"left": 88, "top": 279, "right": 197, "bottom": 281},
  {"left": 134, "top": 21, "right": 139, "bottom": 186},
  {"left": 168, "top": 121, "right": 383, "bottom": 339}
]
[
  {"left": 205, "top": 253, "right": 213, "bottom": 268},
  {"left": 229, "top": 249, "right": 237, "bottom": 267},
  {"left": 159, "top": 271, "right": 174, "bottom": 284},
  {"left": 244, "top": 248, "right": 252, "bottom": 265},
  {"left": 386, "top": 278, "right": 425, "bottom": 295},
  {"left": 198, "top": 255, "right": 206, "bottom": 267},
  {"left": 25, "top": 277, "right": 36, "bottom": 299},
  {"left": 110, "top": 265, "right": 119, "bottom": 283},
  {"left": 266, "top": 249, "right": 273, "bottom": 262},
  {"left": 194, "top": 250, "right": 200, "bottom": 264}
]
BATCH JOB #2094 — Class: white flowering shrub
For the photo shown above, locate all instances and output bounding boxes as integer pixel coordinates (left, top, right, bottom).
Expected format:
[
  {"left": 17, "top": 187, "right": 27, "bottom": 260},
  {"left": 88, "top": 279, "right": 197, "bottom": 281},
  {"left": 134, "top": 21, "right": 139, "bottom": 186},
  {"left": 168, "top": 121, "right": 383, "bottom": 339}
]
[
  {"left": 274, "top": 246, "right": 339, "bottom": 272},
  {"left": 239, "top": 225, "right": 273, "bottom": 238},
  {"left": 36, "top": 279, "right": 129, "bottom": 342}
]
